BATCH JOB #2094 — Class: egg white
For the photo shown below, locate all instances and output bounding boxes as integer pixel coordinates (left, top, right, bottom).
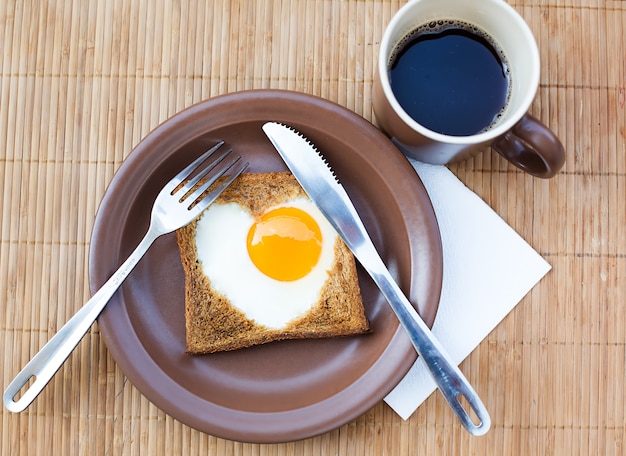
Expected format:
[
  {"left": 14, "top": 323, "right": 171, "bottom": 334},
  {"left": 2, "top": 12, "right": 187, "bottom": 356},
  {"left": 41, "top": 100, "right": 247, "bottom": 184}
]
[{"left": 194, "top": 198, "right": 339, "bottom": 329}]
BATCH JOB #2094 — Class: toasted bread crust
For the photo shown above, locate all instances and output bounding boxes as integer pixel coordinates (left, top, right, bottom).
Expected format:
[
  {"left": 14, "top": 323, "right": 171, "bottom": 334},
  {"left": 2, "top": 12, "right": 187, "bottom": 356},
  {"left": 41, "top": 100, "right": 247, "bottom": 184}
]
[{"left": 176, "top": 172, "right": 370, "bottom": 354}]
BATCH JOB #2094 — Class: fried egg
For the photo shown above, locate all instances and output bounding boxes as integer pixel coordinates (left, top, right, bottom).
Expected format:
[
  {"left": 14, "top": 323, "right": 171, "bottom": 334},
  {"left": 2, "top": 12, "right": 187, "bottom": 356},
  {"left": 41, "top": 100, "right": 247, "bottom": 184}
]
[{"left": 195, "top": 197, "right": 338, "bottom": 329}]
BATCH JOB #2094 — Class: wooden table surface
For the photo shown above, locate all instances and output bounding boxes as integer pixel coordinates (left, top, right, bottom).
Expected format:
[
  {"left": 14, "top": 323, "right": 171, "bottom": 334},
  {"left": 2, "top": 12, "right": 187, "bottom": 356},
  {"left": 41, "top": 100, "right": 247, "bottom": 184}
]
[{"left": 1, "top": 1, "right": 624, "bottom": 454}]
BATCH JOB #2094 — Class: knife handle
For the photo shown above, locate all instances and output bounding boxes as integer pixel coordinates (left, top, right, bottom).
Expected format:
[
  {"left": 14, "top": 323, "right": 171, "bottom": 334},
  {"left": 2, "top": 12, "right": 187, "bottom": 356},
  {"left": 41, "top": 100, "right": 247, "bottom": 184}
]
[{"left": 363, "top": 253, "right": 491, "bottom": 436}]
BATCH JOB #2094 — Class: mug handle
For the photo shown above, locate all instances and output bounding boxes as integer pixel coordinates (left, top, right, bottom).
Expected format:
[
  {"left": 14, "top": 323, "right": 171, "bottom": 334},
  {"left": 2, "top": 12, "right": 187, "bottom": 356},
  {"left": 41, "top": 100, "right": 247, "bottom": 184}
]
[{"left": 491, "top": 113, "right": 565, "bottom": 178}]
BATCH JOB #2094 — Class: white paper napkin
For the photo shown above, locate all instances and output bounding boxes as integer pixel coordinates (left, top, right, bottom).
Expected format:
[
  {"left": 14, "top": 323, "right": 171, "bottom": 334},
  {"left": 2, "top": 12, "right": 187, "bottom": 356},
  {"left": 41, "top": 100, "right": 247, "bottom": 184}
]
[{"left": 384, "top": 160, "right": 551, "bottom": 420}]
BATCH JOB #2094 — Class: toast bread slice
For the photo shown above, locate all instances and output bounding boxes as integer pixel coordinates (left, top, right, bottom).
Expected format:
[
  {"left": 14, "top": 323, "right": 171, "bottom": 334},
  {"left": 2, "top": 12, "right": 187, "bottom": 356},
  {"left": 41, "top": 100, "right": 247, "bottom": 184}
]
[{"left": 176, "top": 172, "right": 370, "bottom": 354}]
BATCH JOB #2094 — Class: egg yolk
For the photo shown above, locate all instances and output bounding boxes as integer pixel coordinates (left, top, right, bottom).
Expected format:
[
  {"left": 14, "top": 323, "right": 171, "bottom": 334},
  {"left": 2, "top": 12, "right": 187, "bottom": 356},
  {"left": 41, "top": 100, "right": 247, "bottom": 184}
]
[{"left": 247, "top": 206, "right": 323, "bottom": 281}]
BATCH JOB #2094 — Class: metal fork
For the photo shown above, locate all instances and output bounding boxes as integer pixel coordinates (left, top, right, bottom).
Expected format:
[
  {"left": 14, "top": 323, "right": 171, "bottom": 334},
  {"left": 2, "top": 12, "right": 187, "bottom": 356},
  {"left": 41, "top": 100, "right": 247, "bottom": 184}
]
[{"left": 3, "top": 142, "right": 248, "bottom": 412}]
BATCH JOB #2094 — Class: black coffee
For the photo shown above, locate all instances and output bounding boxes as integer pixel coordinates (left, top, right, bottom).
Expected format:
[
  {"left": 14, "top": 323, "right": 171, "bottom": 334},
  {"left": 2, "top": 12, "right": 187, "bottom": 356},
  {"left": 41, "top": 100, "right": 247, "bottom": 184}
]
[{"left": 389, "top": 21, "right": 510, "bottom": 137}]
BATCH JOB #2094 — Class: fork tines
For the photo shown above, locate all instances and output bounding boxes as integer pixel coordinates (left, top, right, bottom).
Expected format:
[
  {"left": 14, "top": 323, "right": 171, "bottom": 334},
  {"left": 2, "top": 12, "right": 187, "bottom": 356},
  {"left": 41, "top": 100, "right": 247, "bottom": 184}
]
[{"left": 172, "top": 142, "right": 248, "bottom": 211}]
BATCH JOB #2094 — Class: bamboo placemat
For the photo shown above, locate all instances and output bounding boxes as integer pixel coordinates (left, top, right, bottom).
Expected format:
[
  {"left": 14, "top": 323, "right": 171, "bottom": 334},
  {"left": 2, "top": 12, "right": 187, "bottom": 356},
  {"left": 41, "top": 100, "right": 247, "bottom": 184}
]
[{"left": 1, "top": 0, "right": 624, "bottom": 454}]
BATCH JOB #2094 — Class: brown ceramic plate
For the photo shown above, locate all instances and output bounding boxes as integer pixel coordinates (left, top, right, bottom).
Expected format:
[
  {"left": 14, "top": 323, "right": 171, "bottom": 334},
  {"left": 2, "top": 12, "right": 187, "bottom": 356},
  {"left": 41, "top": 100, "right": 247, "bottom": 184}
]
[{"left": 89, "top": 90, "right": 442, "bottom": 443}]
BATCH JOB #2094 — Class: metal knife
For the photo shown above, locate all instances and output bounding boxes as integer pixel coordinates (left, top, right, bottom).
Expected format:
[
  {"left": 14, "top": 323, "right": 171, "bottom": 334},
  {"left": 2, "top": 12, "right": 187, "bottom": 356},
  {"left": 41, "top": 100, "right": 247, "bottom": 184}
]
[{"left": 262, "top": 122, "right": 491, "bottom": 436}]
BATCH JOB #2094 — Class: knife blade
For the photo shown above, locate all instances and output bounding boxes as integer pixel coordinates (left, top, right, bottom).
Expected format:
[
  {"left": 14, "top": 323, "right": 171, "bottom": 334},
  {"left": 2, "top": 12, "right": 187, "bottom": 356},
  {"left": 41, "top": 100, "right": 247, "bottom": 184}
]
[{"left": 262, "top": 121, "right": 491, "bottom": 436}]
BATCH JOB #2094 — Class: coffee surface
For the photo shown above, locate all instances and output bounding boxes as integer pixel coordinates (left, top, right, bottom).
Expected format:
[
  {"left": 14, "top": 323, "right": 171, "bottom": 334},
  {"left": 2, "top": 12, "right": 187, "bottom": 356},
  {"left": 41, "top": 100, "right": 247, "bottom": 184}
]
[{"left": 389, "top": 21, "right": 510, "bottom": 137}]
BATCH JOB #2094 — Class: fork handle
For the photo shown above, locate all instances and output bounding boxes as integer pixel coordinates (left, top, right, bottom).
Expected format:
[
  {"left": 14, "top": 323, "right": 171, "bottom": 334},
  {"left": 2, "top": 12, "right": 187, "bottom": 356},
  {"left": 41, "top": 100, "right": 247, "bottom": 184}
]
[
  {"left": 363, "top": 253, "right": 491, "bottom": 436},
  {"left": 3, "top": 227, "right": 160, "bottom": 412}
]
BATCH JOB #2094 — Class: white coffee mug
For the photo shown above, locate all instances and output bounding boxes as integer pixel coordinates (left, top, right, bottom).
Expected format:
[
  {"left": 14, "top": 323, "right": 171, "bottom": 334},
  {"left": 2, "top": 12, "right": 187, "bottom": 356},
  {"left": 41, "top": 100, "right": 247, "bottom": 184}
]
[{"left": 373, "top": 0, "right": 565, "bottom": 178}]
